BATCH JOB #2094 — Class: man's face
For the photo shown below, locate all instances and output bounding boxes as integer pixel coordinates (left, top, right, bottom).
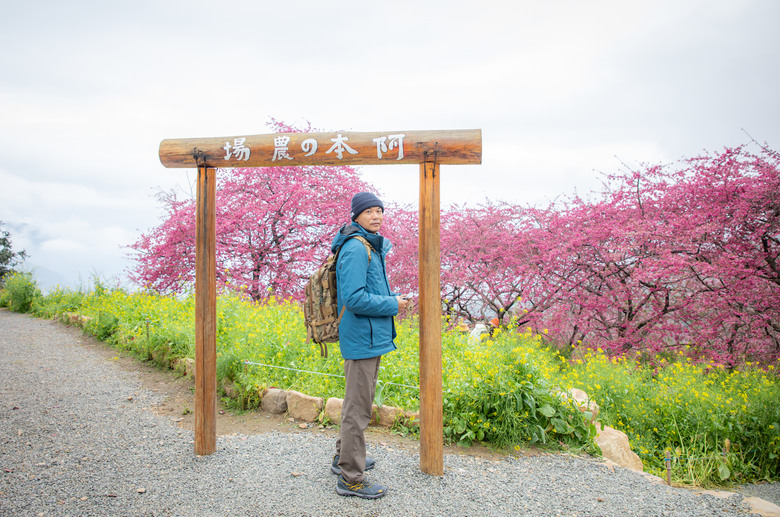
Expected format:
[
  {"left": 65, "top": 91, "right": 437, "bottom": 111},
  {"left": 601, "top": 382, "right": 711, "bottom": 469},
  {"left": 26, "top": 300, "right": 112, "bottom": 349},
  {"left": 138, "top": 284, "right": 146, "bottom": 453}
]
[{"left": 355, "top": 206, "right": 384, "bottom": 233}]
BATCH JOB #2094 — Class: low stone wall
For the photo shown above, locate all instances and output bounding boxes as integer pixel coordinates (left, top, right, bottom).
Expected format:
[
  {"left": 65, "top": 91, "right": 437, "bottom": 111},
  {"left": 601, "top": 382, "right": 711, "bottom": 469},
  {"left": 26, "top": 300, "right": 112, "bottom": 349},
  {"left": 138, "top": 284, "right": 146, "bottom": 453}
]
[
  {"left": 258, "top": 386, "right": 419, "bottom": 430},
  {"left": 253, "top": 385, "right": 642, "bottom": 472},
  {"left": 61, "top": 312, "right": 93, "bottom": 327}
]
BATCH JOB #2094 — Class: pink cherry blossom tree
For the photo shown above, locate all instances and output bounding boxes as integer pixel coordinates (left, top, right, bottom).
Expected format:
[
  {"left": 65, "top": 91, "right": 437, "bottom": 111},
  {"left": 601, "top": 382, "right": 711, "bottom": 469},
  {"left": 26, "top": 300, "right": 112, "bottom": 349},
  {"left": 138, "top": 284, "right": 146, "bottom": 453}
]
[
  {"left": 129, "top": 120, "right": 779, "bottom": 366},
  {"left": 381, "top": 202, "right": 554, "bottom": 328},
  {"left": 525, "top": 145, "right": 780, "bottom": 365},
  {"left": 377, "top": 204, "right": 419, "bottom": 298},
  {"left": 656, "top": 146, "right": 780, "bottom": 364},
  {"left": 128, "top": 120, "right": 374, "bottom": 301},
  {"left": 383, "top": 144, "right": 779, "bottom": 365}
]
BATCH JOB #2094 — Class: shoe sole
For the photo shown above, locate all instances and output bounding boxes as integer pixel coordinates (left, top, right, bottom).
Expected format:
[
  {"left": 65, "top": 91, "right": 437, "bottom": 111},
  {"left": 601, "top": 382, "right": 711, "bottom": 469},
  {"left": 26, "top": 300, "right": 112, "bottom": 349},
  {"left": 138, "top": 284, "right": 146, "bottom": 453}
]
[{"left": 335, "top": 486, "right": 385, "bottom": 499}]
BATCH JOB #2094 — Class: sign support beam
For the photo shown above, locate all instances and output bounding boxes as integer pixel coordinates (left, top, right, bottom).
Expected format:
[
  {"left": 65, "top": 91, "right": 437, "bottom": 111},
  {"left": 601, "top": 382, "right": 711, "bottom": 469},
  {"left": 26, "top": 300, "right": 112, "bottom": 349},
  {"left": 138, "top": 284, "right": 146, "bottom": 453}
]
[
  {"left": 419, "top": 160, "right": 443, "bottom": 475},
  {"left": 194, "top": 164, "right": 217, "bottom": 456}
]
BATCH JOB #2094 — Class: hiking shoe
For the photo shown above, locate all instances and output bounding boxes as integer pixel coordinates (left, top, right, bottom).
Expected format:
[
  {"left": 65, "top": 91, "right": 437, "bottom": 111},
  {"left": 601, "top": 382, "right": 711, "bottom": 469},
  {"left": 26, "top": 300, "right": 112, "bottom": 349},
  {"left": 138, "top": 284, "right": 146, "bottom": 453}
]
[
  {"left": 331, "top": 454, "right": 375, "bottom": 475},
  {"left": 336, "top": 474, "right": 386, "bottom": 499}
]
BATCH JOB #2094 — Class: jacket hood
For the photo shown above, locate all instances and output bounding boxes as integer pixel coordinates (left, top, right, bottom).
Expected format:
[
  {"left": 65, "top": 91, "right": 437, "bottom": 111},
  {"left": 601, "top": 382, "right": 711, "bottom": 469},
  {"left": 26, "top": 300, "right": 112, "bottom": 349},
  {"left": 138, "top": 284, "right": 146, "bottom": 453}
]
[{"left": 331, "top": 222, "right": 391, "bottom": 255}]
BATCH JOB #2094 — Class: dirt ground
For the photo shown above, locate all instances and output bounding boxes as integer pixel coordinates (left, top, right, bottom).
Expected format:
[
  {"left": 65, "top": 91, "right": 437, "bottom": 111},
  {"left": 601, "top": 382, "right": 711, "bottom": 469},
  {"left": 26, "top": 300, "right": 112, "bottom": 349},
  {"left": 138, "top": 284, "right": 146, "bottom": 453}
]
[{"left": 74, "top": 326, "right": 520, "bottom": 461}]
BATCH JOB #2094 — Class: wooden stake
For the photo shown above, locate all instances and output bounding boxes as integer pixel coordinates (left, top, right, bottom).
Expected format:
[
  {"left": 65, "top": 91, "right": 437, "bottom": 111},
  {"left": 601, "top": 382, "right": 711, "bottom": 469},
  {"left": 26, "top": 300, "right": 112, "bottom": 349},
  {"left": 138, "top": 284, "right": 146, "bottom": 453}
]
[
  {"left": 195, "top": 165, "right": 217, "bottom": 455},
  {"left": 419, "top": 161, "right": 443, "bottom": 475},
  {"left": 665, "top": 450, "right": 672, "bottom": 486}
]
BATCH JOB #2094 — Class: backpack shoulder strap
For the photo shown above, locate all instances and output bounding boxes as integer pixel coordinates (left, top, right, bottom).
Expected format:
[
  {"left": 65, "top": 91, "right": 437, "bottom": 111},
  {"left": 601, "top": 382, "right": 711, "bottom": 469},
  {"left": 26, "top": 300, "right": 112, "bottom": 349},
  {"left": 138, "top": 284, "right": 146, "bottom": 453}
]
[{"left": 350, "top": 235, "right": 373, "bottom": 263}]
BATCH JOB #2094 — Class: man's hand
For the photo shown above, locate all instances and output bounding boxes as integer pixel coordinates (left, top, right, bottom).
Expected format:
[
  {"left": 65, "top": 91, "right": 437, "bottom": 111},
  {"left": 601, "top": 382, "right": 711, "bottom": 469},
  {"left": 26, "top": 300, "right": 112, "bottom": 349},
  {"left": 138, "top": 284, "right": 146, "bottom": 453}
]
[{"left": 396, "top": 296, "right": 410, "bottom": 310}]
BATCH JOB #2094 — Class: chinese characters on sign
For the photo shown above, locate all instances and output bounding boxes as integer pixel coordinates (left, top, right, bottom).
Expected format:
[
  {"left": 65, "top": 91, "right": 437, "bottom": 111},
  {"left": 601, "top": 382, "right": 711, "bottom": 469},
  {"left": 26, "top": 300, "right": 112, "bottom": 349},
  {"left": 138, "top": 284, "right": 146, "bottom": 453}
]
[
  {"left": 326, "top": 134, "right": 358, "bottom": 160},
  {"left": 223, "top": 138, "right": 250, "bottom": 161},
  {"left": 272, "top": 136, "right": 293, "bottom": 161},
  {"left": 222, "top": 133, "right": 407, "bottom": 162},
  {"left": 372, "top": 134, "right": 405, "bottom": 160}
]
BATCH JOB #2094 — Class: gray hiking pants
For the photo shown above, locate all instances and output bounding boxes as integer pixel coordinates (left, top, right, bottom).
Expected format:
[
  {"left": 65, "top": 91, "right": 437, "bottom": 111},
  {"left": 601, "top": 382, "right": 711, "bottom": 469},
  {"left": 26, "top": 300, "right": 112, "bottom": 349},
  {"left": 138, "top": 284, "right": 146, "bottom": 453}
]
[{"left": 336, "top": 355, "right": 381, "bottom": 483}]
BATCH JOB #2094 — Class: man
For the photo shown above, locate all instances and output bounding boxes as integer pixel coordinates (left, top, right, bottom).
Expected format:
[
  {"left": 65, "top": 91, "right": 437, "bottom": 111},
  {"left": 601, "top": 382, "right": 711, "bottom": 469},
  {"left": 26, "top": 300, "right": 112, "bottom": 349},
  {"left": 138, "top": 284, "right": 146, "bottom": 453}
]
[{"left": 330, "top": 191, "right": 409, "bottom": 499}]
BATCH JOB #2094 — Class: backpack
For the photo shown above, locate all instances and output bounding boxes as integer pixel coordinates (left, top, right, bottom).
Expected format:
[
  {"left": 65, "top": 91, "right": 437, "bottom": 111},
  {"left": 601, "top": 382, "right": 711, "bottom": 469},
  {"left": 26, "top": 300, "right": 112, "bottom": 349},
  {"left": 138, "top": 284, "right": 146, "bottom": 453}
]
[{"left": 304, "top": 235, "right": 373, "bottom": 357}]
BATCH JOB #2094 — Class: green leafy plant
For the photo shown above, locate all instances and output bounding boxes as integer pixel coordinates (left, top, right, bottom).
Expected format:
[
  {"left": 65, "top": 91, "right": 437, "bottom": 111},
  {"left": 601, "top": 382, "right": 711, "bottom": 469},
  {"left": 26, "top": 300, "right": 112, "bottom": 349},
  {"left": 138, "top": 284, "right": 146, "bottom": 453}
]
[
  {"left": 0, "top": 272, "right": 40, "bottom": 313},
  {"left": 559, "top": 349, "right": 780, "bottom": 486}
]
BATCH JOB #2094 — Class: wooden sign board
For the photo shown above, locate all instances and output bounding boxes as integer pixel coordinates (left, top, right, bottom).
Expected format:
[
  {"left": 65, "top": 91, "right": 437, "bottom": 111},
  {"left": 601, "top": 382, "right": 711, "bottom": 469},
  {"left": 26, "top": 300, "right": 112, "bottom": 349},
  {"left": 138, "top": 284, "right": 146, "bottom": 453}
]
[{"left": 159, "top": 129, "right": 481, "bottom": 168}]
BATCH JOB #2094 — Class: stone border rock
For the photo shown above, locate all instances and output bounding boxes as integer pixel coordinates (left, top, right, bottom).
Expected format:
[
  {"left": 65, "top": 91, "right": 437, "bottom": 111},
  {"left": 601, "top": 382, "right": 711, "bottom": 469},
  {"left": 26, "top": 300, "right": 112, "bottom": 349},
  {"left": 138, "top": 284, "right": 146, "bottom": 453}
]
[
  {"left": 255, "top": 387, "right": 420, "bottom": 431},
  {"left": 698, "top": 489, "right": 780, "bottom": 517},
  {"left": 557, "top": 387, "right": 644, "bottom": 472}
]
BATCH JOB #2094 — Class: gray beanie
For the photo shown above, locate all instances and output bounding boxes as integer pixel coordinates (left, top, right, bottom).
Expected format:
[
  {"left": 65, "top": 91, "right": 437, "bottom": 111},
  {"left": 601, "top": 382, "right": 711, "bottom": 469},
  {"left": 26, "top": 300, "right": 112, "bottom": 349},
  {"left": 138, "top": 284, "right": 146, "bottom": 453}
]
[{"left": 350, "top": 192, "right": 384, "bottom": 221}]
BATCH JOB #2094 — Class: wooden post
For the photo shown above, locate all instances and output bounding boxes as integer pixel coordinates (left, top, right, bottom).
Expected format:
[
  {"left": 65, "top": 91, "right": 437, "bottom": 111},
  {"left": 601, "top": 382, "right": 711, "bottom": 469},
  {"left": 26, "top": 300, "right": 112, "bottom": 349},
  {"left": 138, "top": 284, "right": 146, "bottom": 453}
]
[
  {"left": 419, "top": 160, "right": 443, "bottom": 475},
  {"left": 194, "top": 165, "right": 217, "bottom": 455}
]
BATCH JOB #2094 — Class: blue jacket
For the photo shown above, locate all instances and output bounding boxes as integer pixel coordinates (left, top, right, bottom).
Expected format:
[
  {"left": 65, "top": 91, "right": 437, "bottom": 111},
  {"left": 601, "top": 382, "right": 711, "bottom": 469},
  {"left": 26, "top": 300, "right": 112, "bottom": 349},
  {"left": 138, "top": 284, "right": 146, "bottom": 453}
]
[{"left": 331, "top": 223, "right": 398, "bottom": 360}]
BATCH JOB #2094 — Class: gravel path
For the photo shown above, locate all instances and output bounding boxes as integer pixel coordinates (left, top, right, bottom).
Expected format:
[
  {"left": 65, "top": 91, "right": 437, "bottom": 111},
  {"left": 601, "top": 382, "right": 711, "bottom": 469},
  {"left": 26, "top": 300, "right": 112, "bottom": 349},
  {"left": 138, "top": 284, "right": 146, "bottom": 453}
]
[{"left": 0, "top": 309, "right": 770, "bottom": 516}]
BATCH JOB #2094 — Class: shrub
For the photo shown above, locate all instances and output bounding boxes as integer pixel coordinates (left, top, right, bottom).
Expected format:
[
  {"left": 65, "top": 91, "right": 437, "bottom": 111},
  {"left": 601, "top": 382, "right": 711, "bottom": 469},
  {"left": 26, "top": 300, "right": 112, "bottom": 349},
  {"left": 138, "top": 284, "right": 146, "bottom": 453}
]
[
  {"left": 0, "top": 272, "right": 40, "bottom": 313},
  {"left": 441, "top": 328, "right": 597, "bottom": 451},
  {"left": 558, "top": 348, "right": 780, "bottom": 486},
  {"left": 32, "top": 286, "right": 84, "bottom": 319}
]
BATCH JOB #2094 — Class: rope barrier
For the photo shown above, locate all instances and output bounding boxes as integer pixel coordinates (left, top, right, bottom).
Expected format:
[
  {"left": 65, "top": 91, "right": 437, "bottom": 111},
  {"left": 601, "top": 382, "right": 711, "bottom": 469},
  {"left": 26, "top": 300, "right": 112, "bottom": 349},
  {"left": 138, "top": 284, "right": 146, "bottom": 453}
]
[{"left": 242, "top": 360, "right": 419, "bottom": 390}]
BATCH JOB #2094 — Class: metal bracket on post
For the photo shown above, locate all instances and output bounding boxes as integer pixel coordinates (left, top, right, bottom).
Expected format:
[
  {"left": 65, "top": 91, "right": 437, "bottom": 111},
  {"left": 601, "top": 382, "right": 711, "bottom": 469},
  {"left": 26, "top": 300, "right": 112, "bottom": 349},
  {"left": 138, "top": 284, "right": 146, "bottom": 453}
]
[
  {"left": 193, "top": 148, "right": 207, "bottom": 169},
  {"left": 423, "top": 143, "right": 440, "bottom": 169}
]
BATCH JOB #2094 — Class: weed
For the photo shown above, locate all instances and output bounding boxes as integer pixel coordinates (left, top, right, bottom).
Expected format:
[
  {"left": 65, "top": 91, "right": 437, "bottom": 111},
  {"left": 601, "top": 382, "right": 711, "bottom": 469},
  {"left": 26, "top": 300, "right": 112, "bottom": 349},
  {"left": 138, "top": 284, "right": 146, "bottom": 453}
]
[{"left": 0, "top": 272, "right": 40, "bottom": 313}]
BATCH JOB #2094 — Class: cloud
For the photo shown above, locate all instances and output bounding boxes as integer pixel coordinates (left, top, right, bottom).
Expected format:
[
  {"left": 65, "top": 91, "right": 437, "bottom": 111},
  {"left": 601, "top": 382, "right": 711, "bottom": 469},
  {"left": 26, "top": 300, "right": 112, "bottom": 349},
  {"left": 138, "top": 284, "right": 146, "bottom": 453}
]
[
  {"left": 39, "top": 238, "right": 87, "bottom": 253},
  {"left": 1, "top": 0, "right": 778, "bottom": 289}
]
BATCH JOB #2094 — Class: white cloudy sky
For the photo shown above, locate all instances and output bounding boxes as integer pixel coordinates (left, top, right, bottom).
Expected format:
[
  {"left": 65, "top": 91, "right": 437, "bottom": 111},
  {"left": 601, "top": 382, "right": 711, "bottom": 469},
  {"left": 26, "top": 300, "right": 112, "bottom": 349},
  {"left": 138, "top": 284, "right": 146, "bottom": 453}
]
[{"left": 1, "top": 0, "right": 778, "bottom": 289}]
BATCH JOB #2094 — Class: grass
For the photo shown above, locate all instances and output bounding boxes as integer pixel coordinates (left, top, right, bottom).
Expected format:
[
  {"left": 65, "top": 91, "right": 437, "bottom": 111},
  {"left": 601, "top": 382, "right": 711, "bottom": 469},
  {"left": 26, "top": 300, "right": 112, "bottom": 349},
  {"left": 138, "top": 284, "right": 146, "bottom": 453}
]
[
  {"left": 3, "top": 273, "right": 778, "bottom": 487},
  {"left": 555, "top": 349, "right": 779, "bottom": 485}
]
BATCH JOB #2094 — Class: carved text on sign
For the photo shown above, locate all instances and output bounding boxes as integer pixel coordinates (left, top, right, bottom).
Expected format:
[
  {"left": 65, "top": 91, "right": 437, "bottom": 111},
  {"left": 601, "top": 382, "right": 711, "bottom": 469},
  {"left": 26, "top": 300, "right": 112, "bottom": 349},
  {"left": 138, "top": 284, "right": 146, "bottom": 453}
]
[
  {"left": 223, "top": 138, "right": 251, "bottom": 161},
  {"left": 258, "top": 133, "right": 405, "bottom": 162},
  {"left": 159, "top": 129, "right": 482, "bottom": 168}
]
